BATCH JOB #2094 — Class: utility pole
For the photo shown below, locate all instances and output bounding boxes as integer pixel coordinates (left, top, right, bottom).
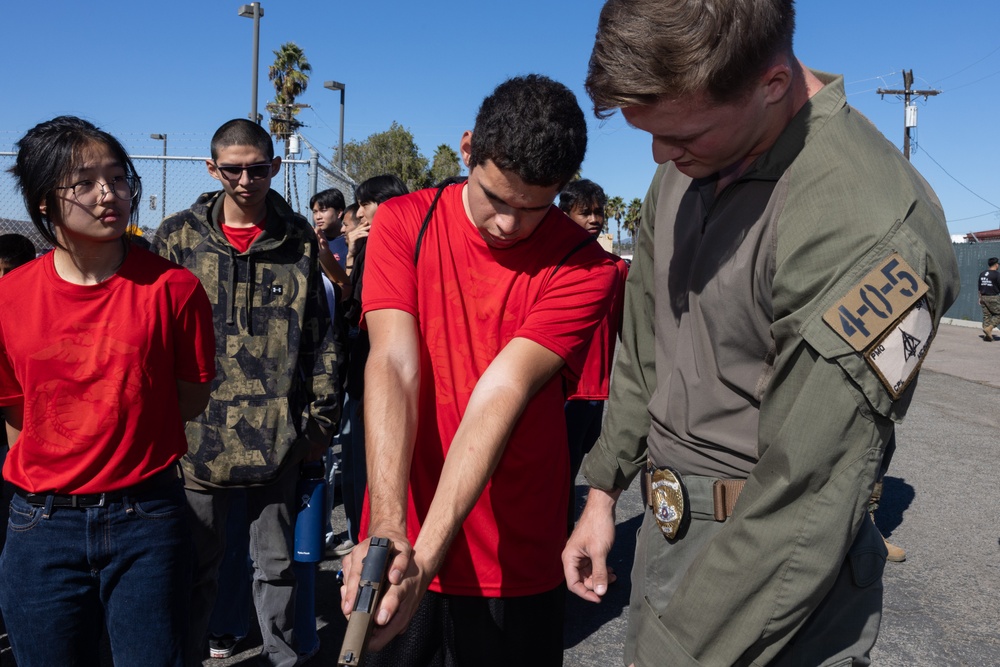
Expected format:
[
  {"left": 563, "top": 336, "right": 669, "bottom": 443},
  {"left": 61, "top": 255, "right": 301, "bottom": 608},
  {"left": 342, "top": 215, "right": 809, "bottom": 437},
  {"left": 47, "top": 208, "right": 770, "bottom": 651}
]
[{"left": 877, "top": 69, "right": 940, "bottom": 161}]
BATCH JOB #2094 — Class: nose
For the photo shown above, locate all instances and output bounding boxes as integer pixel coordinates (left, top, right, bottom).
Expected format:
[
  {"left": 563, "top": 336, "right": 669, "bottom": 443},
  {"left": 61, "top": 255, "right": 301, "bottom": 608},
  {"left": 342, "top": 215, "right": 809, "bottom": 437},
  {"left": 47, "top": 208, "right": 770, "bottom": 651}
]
[
  {"left": 652, "top": 140, "right": 685, "bottom": 165},
  {"left": 494, "top": 212, "right": 520, "bottom": 236},
  {"left": 238, "top": 169, "right": 254, "bottom": 186},
  {"left": 95, "top": 181, "right": 115, "bottom": 203}
]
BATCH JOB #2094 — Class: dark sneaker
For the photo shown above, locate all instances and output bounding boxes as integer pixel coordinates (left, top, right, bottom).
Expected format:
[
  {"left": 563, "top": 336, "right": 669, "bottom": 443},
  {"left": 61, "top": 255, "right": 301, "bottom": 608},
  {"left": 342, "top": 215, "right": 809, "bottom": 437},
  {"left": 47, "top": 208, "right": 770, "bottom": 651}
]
[{"left": 208, "top": 634, "right": 242, "bottom": 659}]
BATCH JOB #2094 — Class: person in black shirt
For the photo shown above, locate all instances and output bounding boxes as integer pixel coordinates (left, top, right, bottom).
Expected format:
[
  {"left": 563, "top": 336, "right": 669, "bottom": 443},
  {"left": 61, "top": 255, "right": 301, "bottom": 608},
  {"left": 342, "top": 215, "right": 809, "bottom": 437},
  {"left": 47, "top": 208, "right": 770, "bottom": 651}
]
[{"left": 978, "top": 257, "right": 1000, "bottom": 341}]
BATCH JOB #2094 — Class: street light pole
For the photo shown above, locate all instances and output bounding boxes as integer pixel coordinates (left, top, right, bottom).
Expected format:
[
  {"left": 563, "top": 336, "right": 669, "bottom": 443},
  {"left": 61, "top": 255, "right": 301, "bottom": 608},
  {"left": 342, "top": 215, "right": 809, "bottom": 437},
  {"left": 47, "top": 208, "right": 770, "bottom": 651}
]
[
  {"left": 323, "top": 80, "right": 346, "bottom": 171},
  {"left": 238, "top": 3, "right": 264, "bottom": 124},
  {"left": 150, "top": 133, "right": 167, "bottom": 219}
]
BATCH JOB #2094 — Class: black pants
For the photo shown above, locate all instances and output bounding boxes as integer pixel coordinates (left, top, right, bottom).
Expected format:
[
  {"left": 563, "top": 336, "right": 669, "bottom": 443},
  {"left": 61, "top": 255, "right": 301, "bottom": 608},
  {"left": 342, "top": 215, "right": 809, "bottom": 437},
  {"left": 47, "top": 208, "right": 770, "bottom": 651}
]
[{"left": 364, "top": 585, "right": 566, "bottom": 667}]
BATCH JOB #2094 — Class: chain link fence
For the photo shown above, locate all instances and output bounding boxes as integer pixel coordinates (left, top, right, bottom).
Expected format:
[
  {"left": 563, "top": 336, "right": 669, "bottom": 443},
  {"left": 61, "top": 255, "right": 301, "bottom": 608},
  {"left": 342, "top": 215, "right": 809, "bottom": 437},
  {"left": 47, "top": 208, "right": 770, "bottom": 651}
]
[{"left": 0, "top": 148, "right": 355, "bottom": 250}]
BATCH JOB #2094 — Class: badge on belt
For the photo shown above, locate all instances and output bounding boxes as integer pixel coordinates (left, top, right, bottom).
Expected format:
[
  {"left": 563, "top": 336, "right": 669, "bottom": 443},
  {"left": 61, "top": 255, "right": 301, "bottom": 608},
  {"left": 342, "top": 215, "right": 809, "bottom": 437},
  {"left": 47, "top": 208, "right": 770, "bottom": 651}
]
[{"left": 650, "top": 467, "right": 688, "bottom": 539}]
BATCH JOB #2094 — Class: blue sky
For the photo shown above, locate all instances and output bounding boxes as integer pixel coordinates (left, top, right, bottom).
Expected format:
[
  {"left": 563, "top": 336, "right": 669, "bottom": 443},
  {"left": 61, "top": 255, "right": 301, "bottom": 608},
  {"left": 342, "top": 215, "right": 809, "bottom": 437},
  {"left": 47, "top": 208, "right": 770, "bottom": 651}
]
[{"left": 2, "top": 1, "right": 998, "bottom": 237}]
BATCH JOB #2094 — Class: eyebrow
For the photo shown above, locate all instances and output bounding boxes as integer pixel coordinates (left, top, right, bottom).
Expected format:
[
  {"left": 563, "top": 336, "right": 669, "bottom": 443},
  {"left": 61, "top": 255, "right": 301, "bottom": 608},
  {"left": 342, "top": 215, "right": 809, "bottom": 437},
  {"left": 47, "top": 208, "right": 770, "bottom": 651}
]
[
  {"left": 480, "top": 184, "right": 552, "bottom": 212},
  {"left": 622, "top": 119, "right": 703, "bottom": 144}
]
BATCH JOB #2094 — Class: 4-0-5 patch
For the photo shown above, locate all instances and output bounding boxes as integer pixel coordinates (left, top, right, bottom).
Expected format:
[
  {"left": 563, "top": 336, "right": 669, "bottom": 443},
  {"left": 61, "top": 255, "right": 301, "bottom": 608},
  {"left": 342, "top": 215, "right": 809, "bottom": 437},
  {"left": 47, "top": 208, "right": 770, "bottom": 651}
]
[
  {"left": 823, "top": 253, "right": 934, "bottom": 399},
  {"left": 823, "top": 253, "right": 929, "bottom": 351}
]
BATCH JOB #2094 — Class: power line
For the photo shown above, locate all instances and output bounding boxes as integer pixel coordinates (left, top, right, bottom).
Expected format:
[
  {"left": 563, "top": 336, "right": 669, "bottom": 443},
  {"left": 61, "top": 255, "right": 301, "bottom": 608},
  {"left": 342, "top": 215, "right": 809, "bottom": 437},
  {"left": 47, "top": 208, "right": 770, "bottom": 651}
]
[
  {"left": 941, "top": 68, "right": 1000, "bottom": 93},
  {"left": 934, "top": 44, "right": 1000, "bottom": 84},
  {"left": 917, "top": 143, "right": 1000, "bottom": 212}
]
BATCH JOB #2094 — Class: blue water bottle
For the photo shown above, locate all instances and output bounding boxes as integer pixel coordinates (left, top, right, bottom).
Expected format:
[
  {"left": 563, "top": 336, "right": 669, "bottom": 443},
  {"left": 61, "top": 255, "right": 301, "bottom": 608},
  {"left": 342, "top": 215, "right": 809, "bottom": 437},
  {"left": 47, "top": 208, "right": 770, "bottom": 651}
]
[{"left": 294, "top": 461, "right": 326, "bottom": 563}]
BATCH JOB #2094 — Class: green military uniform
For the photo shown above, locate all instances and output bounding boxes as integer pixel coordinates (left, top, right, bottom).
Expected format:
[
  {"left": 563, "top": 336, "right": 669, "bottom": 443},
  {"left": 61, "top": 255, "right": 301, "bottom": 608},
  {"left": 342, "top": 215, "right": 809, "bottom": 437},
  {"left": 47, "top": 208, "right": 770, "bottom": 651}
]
[{"left": 582, "top": 73, "right": 960, "bottom": 666}]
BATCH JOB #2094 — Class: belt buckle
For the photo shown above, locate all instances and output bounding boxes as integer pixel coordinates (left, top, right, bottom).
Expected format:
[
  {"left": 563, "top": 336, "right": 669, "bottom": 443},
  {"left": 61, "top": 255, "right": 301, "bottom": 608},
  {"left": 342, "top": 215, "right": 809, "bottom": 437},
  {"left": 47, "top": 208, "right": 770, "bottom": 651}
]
[{"left": 650, "top": 467, "right": 687, "bottom": 539}]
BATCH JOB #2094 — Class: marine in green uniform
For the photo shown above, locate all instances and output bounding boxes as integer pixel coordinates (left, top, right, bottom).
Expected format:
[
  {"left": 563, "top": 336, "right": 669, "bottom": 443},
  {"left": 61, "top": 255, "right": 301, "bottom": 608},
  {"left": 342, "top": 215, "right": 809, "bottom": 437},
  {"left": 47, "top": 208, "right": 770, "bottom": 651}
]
[{"left": 562, "top": 1, "right": 961, "bottom": 665}]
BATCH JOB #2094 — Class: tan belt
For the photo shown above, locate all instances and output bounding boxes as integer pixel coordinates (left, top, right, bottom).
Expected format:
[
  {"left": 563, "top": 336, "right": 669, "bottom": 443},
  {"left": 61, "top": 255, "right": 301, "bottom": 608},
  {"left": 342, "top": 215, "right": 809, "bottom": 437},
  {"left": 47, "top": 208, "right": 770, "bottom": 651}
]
[{"left": 642, "top": 464, "right": 746, "bottom": 523}]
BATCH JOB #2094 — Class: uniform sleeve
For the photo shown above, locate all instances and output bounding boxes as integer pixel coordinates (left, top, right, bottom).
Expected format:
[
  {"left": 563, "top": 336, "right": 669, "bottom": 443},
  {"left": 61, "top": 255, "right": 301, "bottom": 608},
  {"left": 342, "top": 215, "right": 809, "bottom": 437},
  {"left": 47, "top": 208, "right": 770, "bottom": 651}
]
[
  {"left": 172, "top": 274, "right": 217, "bottom": 383},
  {"left": 646, "top": 208, "right": 960, "bottom": 665},
  {"left": 580, "top": 167, "right": 664, "bottom": 491}
]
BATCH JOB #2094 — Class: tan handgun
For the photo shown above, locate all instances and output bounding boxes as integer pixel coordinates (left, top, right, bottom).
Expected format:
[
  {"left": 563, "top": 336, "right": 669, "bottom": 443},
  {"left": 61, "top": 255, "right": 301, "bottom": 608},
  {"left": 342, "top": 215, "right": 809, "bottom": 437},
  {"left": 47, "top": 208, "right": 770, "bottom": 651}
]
[{"left": 337, "top": 537, "right": 393, "bottom": 666}]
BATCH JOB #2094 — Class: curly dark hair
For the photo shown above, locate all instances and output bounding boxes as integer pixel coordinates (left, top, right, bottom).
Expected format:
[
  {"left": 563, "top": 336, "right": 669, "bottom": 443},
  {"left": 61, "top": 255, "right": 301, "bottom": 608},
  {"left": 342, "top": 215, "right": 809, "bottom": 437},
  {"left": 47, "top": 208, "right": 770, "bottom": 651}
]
[
  {"left": 469, "top": 74, "right": 587, "bottom": 188},
  {"left": 559, "top": 179, "right": 607, "bottom": 215}
]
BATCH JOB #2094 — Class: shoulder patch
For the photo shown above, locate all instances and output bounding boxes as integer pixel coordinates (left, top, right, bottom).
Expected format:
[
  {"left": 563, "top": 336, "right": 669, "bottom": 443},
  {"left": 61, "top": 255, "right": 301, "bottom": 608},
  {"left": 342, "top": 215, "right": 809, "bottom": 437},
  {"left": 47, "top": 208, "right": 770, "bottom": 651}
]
[
  {"left": 822, "top": 253, "right": 929, "bottom": 352},
  {"left": 864, "top": 297, "right": 934, "bottom": 399}
]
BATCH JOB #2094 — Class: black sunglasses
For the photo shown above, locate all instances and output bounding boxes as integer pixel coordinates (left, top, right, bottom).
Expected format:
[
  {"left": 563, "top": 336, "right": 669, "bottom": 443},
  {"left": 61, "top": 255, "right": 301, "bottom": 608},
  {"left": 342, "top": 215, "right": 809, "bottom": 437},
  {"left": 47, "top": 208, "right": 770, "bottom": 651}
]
[{"left": 214, "top": 162, "right": 273, "bottom": 181}]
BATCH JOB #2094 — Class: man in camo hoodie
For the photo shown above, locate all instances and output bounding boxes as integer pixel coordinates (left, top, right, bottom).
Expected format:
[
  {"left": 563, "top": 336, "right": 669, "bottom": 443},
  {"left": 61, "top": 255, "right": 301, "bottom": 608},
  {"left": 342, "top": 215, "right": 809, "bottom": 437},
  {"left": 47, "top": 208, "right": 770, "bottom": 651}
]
[{"left": 153, "top": 118, "right": 339, "bottom": 667}]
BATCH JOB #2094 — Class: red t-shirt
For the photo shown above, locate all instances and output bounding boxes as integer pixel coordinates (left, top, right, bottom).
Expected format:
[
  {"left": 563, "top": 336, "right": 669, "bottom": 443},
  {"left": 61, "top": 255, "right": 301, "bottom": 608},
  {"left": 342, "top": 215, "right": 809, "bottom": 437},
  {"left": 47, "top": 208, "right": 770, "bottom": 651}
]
[
  {"left": 361, "top": 184, "right": 617, "bottom": 596},
  {"left": 566, "top": 254, "right": 628, "bottom": 400},
  {"left": 0, "top": 248, "right": 216, "bottom": 494},
  {"left": 221, "top": 221, "right": 265, "bottom": 253}
]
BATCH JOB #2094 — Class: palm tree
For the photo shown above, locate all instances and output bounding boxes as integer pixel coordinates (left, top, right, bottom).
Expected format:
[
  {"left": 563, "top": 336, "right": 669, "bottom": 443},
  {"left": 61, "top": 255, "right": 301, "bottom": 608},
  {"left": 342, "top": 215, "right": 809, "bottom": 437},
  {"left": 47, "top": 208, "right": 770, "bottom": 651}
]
[
  {"left": 624, "top": 198, "right": 643, "bottom": 250},
  {"left": 605, "top": 195, "right": 626, "bottom": 250},
  {"left": 268, "top": 42, "right": 312, "bottom": 150}
]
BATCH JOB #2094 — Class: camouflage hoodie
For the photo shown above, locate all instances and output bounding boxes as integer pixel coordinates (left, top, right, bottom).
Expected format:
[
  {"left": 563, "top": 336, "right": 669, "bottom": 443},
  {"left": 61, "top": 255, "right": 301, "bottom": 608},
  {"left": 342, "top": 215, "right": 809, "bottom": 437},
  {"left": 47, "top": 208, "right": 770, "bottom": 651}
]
[{"left": 152, "top": 190, "right": 339, "bottom": 486}]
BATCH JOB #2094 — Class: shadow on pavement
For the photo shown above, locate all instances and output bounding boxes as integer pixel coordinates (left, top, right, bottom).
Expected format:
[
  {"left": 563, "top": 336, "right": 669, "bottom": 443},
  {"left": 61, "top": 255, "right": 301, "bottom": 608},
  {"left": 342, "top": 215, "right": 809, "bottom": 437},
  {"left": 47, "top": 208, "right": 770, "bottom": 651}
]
[{"left": 875, "top": 476, "right": 915, "bottom": 538}]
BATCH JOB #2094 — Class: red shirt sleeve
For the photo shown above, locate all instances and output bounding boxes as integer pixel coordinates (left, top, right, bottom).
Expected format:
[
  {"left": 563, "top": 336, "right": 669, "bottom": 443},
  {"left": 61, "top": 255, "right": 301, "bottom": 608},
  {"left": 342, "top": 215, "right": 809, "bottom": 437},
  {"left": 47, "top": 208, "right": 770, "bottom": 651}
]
[{"left": 172, "top": 273, "right": 217, "bottom": 383}]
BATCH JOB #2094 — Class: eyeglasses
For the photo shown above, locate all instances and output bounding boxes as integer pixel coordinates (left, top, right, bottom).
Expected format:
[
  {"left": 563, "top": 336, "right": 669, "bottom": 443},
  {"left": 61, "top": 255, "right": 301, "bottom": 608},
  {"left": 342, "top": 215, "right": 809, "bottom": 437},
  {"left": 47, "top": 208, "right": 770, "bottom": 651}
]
[
  {"left": 213, "top": 162, "right": 274, "bottom": 181},
  {"left": 55, "top": 176, "right": 137, "bottom": 207}
]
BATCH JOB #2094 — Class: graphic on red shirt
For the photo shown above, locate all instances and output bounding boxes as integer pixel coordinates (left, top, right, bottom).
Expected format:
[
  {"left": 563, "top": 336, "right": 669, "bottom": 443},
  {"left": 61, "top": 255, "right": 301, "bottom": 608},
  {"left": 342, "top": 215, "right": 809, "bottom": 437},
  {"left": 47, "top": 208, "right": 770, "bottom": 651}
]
[
  {"left": 0, "top": 248, "right": 216, "bottom": 494},
  {"left": 29, "top": 321, "right": 142, "bottom": 455}
]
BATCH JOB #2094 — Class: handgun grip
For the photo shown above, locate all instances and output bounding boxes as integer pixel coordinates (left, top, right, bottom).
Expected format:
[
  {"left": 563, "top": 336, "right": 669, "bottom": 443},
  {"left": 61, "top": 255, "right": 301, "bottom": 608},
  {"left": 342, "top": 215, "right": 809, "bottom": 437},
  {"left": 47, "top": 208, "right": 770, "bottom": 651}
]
[{"left": 337, "top": 537, "right": 394, "bottom": 666}]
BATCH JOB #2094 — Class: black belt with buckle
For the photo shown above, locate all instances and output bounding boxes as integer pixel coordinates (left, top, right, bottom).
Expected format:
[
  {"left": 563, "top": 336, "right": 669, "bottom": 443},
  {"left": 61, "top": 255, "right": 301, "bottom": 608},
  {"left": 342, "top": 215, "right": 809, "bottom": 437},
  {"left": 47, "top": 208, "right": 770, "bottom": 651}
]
[{"left": 14, "top": 467, "right": 180, "bottom": 509}]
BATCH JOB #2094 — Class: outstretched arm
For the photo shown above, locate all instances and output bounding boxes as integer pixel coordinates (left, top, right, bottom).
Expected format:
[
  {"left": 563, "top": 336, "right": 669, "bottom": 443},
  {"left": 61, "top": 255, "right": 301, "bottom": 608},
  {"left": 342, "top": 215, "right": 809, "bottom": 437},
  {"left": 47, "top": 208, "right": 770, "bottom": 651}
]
[
  {"left": 339, "top": 308, "right": 421, "bottom": 643},
  {"left": 345, "top": 329, "right": 565, "bottom": 650}
]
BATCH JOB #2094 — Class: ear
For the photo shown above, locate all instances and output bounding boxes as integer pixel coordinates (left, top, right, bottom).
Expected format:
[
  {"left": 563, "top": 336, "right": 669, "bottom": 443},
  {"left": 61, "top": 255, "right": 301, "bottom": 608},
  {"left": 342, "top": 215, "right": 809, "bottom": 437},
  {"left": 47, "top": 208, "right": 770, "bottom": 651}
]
[
  {"left": 206, "top": 159, "right": 221, "bottom": 181},
  {"left": 460, "top": 131, "right": 473, "bottom": 168},
  {"left": 270, "top": 156, "right": 282, "bottom": 176},
  {"left": 760, "top": 61, "right": 793, "bottom": 105},
  {"left": 39, "top": 203, "right": 47, "bottom": 216}
]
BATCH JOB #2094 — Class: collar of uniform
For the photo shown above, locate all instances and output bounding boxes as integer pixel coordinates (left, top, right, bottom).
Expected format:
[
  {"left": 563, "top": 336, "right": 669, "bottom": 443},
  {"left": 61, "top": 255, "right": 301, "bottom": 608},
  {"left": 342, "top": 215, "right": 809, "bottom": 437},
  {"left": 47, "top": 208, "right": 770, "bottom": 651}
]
[{"left": 742, "top": 69, "right": 846, "bottom": 182}]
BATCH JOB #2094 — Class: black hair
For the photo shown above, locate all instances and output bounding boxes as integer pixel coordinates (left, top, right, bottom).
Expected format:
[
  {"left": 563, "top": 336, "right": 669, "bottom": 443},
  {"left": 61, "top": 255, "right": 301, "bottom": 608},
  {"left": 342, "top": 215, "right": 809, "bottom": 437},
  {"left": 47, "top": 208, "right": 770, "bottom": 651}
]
[
  {"left": 559, "top": 179, "right": 607, "bottom": 215},
  {"left": 310, "top": 188, "right": 346, "bottom": 211},
  {"left": 8, "top": 116, "right": 142, "bottom": 249},
  {"left": 355, "top": 174, "right": 409, "bottom": 206},
  {"left": 0, "top": 234, "right": 36, "bottom": 267},
  {"left": 469, "top": 74, "right": 587, "bottom": 188},
  {"left": 989, "top": 257, "right": 999, "bottom": 267},
  {"left": 210, "top": 118, "right": 274, "bottom": 161},
  {"left": 344, "top": 202, "right": 359, "bottom": 217}
]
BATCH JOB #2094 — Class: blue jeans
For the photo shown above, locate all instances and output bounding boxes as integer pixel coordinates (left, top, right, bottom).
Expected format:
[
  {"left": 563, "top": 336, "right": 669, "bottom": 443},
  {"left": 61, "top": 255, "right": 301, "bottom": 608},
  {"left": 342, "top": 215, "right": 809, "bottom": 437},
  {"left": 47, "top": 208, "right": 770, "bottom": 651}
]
[
  {"left": 207, "top": 490, "right": 252, "bottom": 640},
  {"left": 0, "top": 480, "right": 192, "bottom": 667}
]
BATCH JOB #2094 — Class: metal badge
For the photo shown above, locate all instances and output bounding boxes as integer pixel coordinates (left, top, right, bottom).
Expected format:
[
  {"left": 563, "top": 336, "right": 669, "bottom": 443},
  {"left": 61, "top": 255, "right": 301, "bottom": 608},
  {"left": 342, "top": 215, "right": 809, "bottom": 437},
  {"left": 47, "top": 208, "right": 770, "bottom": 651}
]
[{"left": 651, "top": 467, "right": 685, "bottom": 539}]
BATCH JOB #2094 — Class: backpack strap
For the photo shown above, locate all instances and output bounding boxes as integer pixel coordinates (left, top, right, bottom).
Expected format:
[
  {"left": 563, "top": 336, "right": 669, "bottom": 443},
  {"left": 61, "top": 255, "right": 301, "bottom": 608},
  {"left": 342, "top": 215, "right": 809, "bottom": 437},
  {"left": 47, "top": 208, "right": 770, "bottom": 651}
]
[
  {"left": 414, "top": 178, "right": 466, "bottom": 266},
  {"left": 413, "top": 178, "right": 595, "bottom": 275},
  {"left": 555, "top": 236, "right": 598, "bottom": 273}
]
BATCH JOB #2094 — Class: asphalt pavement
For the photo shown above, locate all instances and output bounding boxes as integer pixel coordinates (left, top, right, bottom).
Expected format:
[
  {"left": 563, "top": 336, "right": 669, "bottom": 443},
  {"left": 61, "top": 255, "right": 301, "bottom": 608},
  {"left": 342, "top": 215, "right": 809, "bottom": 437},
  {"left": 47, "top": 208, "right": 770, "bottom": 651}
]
[{"left": 0, "top": 322, "right": 996, "bottom": 666}]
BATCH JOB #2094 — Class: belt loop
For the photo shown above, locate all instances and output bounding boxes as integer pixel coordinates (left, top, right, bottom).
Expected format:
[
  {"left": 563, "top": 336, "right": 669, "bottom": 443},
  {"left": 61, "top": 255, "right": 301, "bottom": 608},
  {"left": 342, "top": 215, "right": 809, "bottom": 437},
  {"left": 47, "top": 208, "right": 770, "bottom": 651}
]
[{"left": 42, "top": 494, "right": 54, "bottom": 519}]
